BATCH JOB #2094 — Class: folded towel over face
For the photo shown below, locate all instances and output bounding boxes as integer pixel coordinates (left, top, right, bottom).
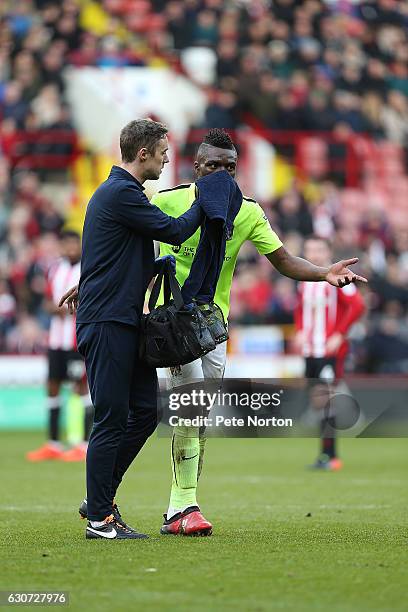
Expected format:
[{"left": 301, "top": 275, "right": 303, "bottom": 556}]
[{"left": 181, "top": 170, "right": 242, "bottom": 305}]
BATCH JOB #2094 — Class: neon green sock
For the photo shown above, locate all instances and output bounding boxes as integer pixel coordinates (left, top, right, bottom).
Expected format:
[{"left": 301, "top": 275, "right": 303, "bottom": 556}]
[
  {"left": 168, "top": 426, "right": 200, "bottom": 513},
  {"left": 197, "top": 436, "right": 207, "bottom": 481},
  {"left": 65, "top": 393, "right": 84, "bottom": 446}
]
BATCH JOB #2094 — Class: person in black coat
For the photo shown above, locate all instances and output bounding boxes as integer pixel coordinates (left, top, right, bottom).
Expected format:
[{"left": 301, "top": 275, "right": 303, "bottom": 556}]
[{"left": 61, "top": 119, "right": 203, "bottom": 540}]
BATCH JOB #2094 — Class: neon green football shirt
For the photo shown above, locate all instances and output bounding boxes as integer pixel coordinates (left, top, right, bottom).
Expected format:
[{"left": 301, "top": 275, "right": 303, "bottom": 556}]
[{"left": 151, "top": 183, "right": 282, "bottom": 320}]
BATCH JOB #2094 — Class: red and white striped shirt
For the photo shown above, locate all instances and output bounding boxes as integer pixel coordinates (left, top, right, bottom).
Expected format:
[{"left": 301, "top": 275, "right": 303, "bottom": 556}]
[
  {"left": 294, "top": 282, "right": 365, "bottom": 359},
  {"left": 47, "top": 259, "right": 81, "bottom": 351}
]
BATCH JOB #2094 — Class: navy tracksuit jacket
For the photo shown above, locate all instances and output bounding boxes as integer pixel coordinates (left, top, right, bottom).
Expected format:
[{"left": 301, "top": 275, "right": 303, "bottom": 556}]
[{"left": 76, "top": 165, "right": 202, "bottom": 521}]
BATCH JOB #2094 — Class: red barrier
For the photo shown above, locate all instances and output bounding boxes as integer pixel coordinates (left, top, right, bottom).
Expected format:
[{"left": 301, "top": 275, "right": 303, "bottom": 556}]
[{"left": 0, "top": 129, "right": 79, "bottom": 170}]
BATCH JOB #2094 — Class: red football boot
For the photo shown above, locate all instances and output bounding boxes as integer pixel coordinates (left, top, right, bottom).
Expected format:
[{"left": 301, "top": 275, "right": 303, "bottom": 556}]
[
  {"left": 61, "top": 445, "right": 87, "bottom": 462},
  {"left": 328, "top": 457, "right": 343, "bottom": 471},
  {"left": 26, "top": 442, "right": 64, "bottom": 462},
  {"left": 160, "top": 506, "right": 212, "bottom": 536}
]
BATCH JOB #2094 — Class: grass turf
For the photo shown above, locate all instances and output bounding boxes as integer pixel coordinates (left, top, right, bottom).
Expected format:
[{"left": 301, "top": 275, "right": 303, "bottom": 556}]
[{"left": 1, "top": 432, "right": 407, "bottom": 611}]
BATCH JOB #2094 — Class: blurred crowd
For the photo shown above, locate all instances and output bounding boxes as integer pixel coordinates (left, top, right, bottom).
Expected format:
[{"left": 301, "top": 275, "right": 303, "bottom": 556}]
[
  {"left": 2, "top": 1, "right": 408, "bottom": 139},
  {"left": 229, "top": 179, "right": 408, "bottom": 373},
  {"left": 0, "top": 0, "right": 407, "bottom": 373},
  {"left": 189, "top": 0, "right": 408, "bottom": 143}
]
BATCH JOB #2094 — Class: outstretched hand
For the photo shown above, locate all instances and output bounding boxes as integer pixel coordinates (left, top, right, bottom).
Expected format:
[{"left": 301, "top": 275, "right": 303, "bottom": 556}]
[
  {"left": 58, "top": 284, "right": 79, "bottom": 314},
  {"left": 325, "top": 258, "right": 367, "bottom": 288}
]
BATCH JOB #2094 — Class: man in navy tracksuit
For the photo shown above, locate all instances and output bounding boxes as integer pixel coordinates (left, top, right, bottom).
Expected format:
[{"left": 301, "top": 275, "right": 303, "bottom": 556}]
[{"left": 75, "top": 119, "right": 203, "bottom": 540}]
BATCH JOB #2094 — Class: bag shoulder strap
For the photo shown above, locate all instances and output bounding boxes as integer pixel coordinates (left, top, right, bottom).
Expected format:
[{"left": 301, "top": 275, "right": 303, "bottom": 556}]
[{"left": 148, "top": 259, "right": 185, "bottom": 311}]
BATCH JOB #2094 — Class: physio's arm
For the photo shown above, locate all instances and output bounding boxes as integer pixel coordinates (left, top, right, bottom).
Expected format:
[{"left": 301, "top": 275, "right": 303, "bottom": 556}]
[
  {"left": 58, "top": 285, "right": 78, "bottom": 313},
  {"left": 114, "top": 185, "right": 202, "bottom": 246}
]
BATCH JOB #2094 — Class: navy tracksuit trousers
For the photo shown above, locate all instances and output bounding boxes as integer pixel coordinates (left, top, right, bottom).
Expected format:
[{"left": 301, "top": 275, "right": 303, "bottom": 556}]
[{"left": 77, "top": 321, "right": 158, "bottom": 521}]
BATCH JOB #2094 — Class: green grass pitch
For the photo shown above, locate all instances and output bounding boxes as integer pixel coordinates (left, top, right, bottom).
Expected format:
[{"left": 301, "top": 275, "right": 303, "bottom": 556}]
[{"left": 1, "top": 432, "right": 407, "bottom": 611}]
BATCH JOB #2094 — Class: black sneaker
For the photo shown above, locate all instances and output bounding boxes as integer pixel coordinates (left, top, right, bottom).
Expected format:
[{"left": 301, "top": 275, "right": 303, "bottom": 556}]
[
  {"left": 86, "top": 516, "right": 148, "bottom": 540},
  {"left": 79, "top": 498, "right": 141, "bottom": 534}
]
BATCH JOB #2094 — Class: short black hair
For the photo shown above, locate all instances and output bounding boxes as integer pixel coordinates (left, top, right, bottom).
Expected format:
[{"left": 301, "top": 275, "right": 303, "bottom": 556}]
[
  {"left": 120, "top": 119, "right": 168, "bottom": 163},
  {"left": 202, "top": 128, "right": 235, "bottom": 150},
  {"left": 60, "top": 229, "right": 81, "bottom": 240}
]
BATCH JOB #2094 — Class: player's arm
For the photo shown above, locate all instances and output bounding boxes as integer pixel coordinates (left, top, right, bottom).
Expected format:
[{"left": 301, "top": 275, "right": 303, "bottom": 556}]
[
  {"left": 114, "top": 184, "right": 203, "bottom": 246},
  {"left": 326, "top": 285, "right": 366, "bottom": 354},
  {"left": 267, "top": 247, "right": 367, "bottom": 288},
  {"left": 248, "top": 201, "right": 367, "bottom": 287}
]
